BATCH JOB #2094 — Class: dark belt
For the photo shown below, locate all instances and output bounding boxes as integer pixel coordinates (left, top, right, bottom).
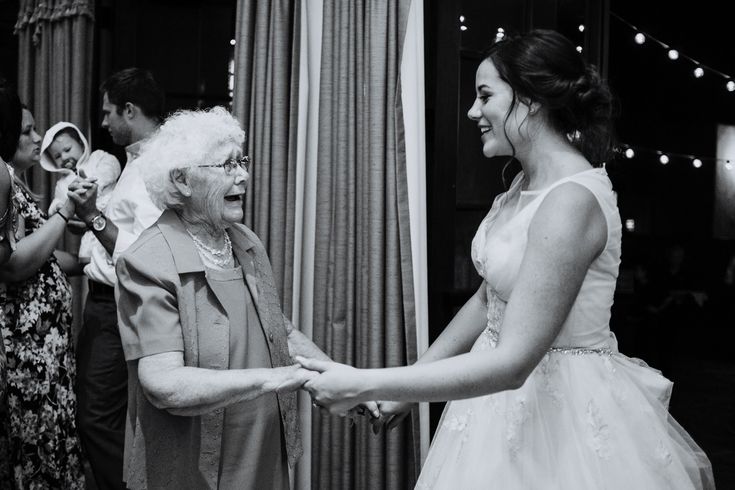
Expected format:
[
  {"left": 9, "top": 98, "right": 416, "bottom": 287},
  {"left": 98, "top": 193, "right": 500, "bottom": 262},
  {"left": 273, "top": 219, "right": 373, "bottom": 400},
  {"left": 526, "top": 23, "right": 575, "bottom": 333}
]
[{"left": 88, "top": 280, "right": 115, "bottom": 298}]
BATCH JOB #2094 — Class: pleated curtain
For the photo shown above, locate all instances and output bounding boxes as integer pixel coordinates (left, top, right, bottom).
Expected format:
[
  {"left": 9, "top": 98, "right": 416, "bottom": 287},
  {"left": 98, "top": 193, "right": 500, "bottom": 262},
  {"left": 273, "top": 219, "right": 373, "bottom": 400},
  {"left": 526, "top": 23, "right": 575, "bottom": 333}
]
[
  {"left": 310, "top": 1, "right": 419, "bottom": 489},
  {"left": 15, "top": 0, "right": 95, "bottom": 334},
  {"left": 231, "top": 0, "right": 421, "bottom": 488},
  {"left": 231, "top": 0, "right": 300, "bottom": 310}
]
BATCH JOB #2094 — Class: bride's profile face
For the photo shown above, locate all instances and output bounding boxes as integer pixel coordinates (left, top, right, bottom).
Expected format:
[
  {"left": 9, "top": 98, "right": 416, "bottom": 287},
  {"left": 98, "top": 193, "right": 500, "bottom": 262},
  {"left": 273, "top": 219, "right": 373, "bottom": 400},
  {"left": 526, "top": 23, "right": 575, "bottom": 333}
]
[{"left": 467, "top": 59, "right": 532, "bottom": 159}]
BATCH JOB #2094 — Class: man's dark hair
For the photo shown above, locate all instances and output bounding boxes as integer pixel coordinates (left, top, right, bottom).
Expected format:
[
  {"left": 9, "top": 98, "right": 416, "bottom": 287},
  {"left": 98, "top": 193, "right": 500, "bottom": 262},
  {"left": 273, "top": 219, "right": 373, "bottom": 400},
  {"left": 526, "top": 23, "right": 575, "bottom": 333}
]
[
  {"left": 0, "top": 76, "right": 22, "bottom": 162},
  {"left": 101, "top": 68, "right": 165, "bottom": 122}
]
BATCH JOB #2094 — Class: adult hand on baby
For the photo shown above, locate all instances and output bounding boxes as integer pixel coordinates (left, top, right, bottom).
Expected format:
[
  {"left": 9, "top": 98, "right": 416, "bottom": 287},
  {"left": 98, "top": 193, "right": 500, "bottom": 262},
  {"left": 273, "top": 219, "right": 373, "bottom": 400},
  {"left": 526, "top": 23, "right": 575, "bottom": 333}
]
[{"left": 296, "top": 356, "right": 370, "bottom": 416}]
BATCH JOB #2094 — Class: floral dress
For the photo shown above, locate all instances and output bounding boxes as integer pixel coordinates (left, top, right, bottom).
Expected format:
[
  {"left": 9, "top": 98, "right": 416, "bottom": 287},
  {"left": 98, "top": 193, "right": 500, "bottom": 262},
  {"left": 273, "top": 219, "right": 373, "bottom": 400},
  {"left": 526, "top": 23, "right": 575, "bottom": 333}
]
[{"left": 0, "top": 184, "right": 85, "bottom": 489}]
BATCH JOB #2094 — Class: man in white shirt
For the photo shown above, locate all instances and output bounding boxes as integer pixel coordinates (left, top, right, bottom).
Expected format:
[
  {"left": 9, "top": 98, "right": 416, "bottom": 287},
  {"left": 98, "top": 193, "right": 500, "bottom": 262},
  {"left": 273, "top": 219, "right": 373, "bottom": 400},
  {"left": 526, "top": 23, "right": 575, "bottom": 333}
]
[{"left": 69, "top": 68, "right": 164, "bottom": 490}]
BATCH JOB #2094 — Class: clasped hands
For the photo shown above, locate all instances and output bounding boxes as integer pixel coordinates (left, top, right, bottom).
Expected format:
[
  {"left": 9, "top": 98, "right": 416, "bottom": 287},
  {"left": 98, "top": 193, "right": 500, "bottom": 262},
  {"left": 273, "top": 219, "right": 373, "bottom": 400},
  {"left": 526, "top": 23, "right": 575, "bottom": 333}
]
[
  {"left": 64, "top": 172, "right": 99, "bottom": 231},
  {"left": 294, "top": 356, "right": 411, "bottom": 433}
]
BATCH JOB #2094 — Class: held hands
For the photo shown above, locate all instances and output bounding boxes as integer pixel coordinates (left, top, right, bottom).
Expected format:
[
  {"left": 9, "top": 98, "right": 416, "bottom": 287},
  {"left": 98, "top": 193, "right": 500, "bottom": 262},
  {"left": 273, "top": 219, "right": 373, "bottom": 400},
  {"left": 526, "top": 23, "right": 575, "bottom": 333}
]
[
  {"left": 369, "top": 401, "right": 413, "bottom": 434},
  {"left": 296, "top": 356, "right": 376, "bottom": 417},
  {"left": 67, "top": 175, "right": 99, "bottom": 224},
  {"left": 270, "top": 364, "right": 318, "bottom": 394}
]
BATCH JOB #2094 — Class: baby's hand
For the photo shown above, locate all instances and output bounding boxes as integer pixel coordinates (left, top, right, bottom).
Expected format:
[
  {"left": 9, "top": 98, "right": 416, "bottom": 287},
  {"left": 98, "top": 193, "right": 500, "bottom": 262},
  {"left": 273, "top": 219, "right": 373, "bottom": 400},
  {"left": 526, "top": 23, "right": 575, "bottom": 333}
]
[{"left": 76, "top": 169, "right": 97, "bottom": 183}]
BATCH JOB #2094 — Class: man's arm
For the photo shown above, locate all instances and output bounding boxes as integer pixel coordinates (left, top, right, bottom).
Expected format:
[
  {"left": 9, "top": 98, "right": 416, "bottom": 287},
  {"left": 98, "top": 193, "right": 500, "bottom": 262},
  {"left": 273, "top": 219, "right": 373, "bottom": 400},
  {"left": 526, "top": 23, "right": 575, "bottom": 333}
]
[{"left": 67, "top": 178, "right": 119, "bottom": 255}]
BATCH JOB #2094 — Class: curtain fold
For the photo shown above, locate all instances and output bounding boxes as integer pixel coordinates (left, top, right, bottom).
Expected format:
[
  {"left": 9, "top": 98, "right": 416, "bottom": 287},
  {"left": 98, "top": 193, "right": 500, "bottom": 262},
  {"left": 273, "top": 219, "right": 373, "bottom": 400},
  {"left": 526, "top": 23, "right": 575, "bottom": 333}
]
[
  {"left": 231, "top": 0, "right": 301, "bottom": 309},
  {"left": 292, "top": 1, "right": 324, "bottom": 488},
  {"left": 311, "top": 1, "right": 418, "bottom": 488},
  {"left": 232, "top": 0, "right": 421, "bottom": 487},
  {"left": 15, "top": 0, "right": 95, "bottom": 335},
  {"left": 400, "top": 0, "right": 430, "bottom": 464}
]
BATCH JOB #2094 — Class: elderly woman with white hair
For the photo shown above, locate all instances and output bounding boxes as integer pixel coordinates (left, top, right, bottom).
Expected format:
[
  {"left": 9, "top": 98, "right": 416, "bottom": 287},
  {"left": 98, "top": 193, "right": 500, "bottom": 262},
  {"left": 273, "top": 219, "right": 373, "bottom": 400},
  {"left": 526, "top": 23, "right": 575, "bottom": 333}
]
[{"left": 115, "top": 106, "right": 338, "bottom": 489}]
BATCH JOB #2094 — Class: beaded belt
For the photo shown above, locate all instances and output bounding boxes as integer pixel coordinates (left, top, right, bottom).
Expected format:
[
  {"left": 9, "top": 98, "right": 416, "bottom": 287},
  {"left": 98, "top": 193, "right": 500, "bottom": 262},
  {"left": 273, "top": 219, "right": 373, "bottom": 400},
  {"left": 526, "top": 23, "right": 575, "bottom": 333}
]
[{"left": 485, "top": 327, "right": 613, "bottom": 356}]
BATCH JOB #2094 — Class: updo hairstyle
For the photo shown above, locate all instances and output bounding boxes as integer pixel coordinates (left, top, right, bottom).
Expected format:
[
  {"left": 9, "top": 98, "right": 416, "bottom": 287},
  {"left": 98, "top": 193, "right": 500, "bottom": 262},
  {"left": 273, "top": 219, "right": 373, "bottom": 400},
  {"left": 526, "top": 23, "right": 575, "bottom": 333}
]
[{"left": 486, "top": 29, "right": 616, "bottom": 166}]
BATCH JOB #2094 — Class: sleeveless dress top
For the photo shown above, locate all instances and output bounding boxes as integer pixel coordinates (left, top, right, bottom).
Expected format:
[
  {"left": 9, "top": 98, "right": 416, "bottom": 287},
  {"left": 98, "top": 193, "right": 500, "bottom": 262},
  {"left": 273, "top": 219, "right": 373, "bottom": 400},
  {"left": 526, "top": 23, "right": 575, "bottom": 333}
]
[{"left": 415, "top": 168, "right": 714, "bottom": 490}]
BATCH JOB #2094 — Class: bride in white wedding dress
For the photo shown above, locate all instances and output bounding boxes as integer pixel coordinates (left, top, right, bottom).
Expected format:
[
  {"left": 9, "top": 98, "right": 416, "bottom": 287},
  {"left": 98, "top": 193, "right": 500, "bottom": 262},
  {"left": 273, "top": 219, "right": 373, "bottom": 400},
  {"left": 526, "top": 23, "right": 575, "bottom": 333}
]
[{"left": 299, "top": 29, "right": 715, "bottom": 490}]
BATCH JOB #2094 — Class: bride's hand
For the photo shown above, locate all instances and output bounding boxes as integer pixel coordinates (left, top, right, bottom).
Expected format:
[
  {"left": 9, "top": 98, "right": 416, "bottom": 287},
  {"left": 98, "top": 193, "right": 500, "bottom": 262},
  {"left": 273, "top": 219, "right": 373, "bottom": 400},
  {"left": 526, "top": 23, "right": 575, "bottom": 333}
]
[
  {"left": 370, "top": 400, "right": 413, "bottom": 434},
  {"left": 296, "top": 356, "right": 369, "bottom": 416}
]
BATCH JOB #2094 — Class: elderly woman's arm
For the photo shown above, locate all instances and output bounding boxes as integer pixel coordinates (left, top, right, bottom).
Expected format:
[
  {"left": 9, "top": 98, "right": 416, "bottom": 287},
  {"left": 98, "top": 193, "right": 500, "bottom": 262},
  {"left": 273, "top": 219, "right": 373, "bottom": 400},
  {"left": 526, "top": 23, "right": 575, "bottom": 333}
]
[
  {"left": 282, "top": 315, "right": 331, "bottom": 362},
  {"left": 138, "top": 351, "right": 314, "bottom": 417}
]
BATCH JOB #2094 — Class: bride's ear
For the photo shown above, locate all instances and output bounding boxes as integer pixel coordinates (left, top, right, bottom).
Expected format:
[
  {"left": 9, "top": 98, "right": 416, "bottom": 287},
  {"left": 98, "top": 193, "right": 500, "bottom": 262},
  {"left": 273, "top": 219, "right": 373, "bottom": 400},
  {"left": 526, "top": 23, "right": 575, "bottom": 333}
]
[{"left": 171, "top": 167, "right": 192, "bottom": 198}]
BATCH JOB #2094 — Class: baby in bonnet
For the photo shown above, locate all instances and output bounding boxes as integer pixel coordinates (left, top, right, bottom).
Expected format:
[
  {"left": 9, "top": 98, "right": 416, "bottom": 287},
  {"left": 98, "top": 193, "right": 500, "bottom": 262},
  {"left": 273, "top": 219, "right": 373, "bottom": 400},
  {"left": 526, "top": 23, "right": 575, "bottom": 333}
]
[{"left": 41, "top": 122, "right": 121, "bottom": 263}]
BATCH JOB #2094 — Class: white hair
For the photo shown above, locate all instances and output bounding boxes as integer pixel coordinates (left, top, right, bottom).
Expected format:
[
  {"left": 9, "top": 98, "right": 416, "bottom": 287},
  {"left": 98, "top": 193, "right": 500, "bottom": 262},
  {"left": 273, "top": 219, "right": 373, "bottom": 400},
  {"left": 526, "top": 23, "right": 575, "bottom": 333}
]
[{"left": 140, "top": 106, "right": 245, "bottom": 210}]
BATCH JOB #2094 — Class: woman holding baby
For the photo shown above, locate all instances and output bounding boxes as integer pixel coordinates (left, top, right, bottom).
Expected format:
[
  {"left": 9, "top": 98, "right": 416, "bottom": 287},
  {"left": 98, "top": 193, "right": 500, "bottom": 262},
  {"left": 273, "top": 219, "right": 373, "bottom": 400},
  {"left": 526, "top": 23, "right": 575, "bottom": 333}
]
[{"left": 0, "top": 99, "right": 91, "bottom": 488}]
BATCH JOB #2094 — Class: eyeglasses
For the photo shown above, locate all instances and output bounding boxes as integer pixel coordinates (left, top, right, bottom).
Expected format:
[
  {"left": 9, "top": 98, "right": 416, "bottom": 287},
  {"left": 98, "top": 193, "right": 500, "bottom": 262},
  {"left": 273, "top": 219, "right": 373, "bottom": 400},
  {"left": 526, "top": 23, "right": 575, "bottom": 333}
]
[{"left": 197, "top": 155, "right": 250, "bottom": 175}]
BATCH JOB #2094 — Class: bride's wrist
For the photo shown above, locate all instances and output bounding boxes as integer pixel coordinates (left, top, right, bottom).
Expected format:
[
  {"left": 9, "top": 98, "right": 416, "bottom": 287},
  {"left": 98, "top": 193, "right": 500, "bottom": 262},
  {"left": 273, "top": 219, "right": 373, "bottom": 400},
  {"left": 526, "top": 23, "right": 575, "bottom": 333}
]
[{"left": 360, "top": 369, "right": 380, "bottom": 401}]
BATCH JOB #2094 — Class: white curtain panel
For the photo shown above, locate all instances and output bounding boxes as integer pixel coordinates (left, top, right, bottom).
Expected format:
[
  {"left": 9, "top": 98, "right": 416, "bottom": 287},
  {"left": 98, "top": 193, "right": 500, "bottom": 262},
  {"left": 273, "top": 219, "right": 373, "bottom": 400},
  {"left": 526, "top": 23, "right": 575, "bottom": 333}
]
[
  {"left": 293, "top": 1, "right": 323, "bottom": 488},
  {"left": 400, "top": 0, "right": 430, "bottom": 464}
]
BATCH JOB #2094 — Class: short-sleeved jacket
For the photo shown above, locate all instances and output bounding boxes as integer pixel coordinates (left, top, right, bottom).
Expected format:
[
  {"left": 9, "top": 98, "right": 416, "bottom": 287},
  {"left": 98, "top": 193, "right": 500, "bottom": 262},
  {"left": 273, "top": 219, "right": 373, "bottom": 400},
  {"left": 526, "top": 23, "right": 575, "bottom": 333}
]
[{"left": 116, "top": 209, "right": 301, "bottom": 490}]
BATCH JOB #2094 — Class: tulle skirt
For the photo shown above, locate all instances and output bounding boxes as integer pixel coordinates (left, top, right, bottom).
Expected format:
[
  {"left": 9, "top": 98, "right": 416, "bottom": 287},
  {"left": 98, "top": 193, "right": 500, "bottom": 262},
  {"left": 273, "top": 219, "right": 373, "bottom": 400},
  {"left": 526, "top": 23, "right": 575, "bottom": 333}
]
[{"left": 416, "top": 328, "right": 715, "bottom": 490}]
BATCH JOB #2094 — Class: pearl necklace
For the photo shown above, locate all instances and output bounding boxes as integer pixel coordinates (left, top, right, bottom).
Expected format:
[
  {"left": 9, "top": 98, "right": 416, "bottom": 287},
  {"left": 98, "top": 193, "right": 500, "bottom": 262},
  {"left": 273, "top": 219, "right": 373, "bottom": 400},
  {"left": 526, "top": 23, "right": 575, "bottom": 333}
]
[{"left": 186, "top": 229, "right": 233, "bottom": 268}]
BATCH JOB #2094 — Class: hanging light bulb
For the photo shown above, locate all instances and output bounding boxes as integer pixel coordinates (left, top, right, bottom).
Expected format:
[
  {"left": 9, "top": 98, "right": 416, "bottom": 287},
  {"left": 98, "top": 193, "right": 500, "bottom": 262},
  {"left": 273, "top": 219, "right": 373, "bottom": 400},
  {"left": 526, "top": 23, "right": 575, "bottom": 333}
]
[
  {"left": 692, "top": 158, "right": 702, "bottom": 168},
  {"left": 459, "top": 15, "right": 465, "bottom": 22},
  {"left": 659, "top": 154, "right": 670, "bottom": 164},
  {"left": 578, "top": 24, "right": 585, "bottom": 32},
  {"left": 576, "top": 46, "right": 583, "bottom": 53},
  {"left": 668, "top": 49, "right": 679, "bottom": 60},
  {"left": 460, "top": 25, "right": 468, "bottom": 31},
  {"left": 625, "top": 148, "right": 635, "bottom": 159},
  {"left": 727, "top": 80, "right": 735, "bottom": 92},
  {"left": 693, "top": 67, "right": 704, "bottom": 78},
  {"left": 634, "top": 32, "right": 646, "bottom": 44}
]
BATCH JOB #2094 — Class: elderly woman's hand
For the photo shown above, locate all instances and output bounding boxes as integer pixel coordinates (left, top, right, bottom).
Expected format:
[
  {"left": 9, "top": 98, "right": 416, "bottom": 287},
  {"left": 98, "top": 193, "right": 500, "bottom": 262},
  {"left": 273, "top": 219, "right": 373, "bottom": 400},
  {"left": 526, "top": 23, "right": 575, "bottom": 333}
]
[
  {"left": 270, "top": 364, "right": 318, "bottom": 394},
  {"left": 296, "top": 356, "right": 371, "bottom": 416}
]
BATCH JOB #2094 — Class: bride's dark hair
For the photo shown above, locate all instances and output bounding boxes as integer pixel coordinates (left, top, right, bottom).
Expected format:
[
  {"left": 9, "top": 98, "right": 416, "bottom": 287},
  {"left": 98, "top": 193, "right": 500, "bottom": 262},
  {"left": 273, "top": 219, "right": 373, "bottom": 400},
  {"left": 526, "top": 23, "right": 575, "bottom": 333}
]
[{"left": 483, "top": 29, "right": 617, "bottom": 185}]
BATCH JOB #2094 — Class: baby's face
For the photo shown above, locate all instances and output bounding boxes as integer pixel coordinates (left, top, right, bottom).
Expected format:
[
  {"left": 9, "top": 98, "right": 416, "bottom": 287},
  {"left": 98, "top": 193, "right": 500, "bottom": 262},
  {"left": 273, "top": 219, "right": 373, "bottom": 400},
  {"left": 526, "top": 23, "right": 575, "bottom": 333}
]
[{"left": 48, "top": 132, "right": 83, "bottom": 170}]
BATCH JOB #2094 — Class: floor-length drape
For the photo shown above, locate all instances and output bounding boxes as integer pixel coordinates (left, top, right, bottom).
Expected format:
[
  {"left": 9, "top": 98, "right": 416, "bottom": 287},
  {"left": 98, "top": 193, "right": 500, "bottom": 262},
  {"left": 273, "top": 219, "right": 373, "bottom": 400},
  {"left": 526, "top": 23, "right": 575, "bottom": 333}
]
[
  {"left": 400, "top": 0, "right": 430, "bottom": 465},
  {"left": 15, "top": 0, "right": 94, "bottom": 335},
  {"left": 292, "top": 1, "right": 324, "bottom": 487},
  {"left": 231, "top": 0, "right": 301, "bottom": 307},
  {"left": 232, "top": 1, "right": 423, "bottom": 488},
  {"left": 311, "top": 1, "right": 419, "bottom": 488}
]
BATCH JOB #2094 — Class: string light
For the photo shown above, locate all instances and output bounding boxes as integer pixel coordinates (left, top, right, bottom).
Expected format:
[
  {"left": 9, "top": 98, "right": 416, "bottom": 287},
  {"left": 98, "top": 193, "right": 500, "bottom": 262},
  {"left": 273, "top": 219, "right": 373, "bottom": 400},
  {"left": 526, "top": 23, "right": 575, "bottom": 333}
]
[
  {"left": 616, "top": 144, "right": 734, "bottom": 170},
  {"left": 613, "top": 12, "right": 735, "bottom": 90},
  {"left": 576, "top": 46, "right": 583, "bottom": 53},
  {"left": 578, "top": 24, "right": 585, "bottom": 32}
]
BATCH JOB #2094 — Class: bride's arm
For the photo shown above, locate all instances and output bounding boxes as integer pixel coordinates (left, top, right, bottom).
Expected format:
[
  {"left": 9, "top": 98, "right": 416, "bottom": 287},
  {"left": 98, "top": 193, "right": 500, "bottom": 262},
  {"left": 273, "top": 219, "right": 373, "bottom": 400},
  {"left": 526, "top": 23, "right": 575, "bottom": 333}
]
[
  {"left": 414, "top": 282, "right": 489, "bottom": 363},
  {"left": 302, "top": 184, "right": 607, "bottom": 411}
]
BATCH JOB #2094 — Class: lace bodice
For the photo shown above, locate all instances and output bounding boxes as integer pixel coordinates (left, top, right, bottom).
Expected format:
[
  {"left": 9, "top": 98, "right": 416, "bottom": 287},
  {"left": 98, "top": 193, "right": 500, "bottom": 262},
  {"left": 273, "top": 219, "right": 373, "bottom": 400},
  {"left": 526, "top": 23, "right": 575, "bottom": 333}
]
[{"left": 471, "top": 168, "right": 622, "bottom": 349}]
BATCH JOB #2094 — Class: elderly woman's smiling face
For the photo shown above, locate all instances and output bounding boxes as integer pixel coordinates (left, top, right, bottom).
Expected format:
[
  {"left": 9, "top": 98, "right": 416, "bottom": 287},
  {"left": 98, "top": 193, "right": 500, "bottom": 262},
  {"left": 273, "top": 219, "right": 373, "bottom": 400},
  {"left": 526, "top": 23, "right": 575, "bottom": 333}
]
[{"left": 184, "top": 143, "right": 249, "bottom": 230}]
